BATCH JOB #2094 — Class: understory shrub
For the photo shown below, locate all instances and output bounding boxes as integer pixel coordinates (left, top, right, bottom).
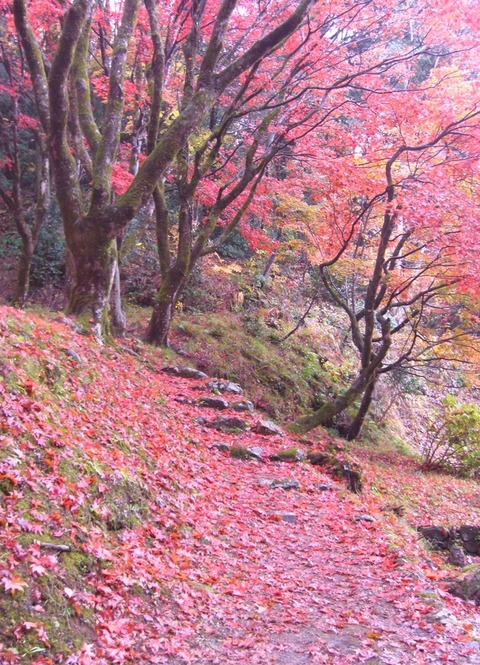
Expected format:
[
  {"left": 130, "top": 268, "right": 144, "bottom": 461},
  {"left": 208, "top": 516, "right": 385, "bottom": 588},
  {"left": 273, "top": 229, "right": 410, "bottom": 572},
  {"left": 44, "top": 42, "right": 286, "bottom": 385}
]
[{"left": 421, "top": 395, "right": 480, "bottom": 476}]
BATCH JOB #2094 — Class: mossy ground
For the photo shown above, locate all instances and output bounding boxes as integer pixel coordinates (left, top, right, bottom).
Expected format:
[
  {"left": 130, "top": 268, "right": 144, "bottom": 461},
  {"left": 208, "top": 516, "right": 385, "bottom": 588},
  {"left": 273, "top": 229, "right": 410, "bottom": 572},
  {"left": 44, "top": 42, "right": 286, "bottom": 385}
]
[
  {"left": 0, "top": 308, "right": 160, "bottom": 662},
  {"left": 124, "top": 304, "right": 357, "bottom": 422}
]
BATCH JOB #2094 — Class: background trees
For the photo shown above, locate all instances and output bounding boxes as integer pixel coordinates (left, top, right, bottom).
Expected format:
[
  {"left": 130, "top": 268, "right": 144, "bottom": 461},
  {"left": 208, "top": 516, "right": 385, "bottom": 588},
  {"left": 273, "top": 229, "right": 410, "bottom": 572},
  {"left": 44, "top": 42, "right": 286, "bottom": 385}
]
[{"left": 0, "top": 26, "right": 51, "bottom": 305}]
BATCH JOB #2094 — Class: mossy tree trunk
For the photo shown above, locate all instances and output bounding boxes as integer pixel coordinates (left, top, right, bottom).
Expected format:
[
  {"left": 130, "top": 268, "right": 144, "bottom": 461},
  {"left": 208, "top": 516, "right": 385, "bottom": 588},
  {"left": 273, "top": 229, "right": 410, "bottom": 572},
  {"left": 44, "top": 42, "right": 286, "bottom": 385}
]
[
  {"left": 291, "top": 362, "right": 384, "bottom": 434},
  {"left": 146, "top": 168, "right": 192, "bottom": 347},
  {"left": 346, "top": 377, "right": 376, "bottom": 440},
  {"left": 66, "top": 227, "right": 118, "bottom": 340},
  {"left": 10, "top": 142, "right": 49, "bottom": 307},
  {"left": 110, "top": 253, "right": 127, "bottom": 337},
  {"left": 145, "top": 268, "right": 188, "bottom": 346},
  {"left": 15, "top": 239, "right": 34, "bottom": 306},
  {"left": 144, "top": 67, "right": 282, "bottom": 347}
]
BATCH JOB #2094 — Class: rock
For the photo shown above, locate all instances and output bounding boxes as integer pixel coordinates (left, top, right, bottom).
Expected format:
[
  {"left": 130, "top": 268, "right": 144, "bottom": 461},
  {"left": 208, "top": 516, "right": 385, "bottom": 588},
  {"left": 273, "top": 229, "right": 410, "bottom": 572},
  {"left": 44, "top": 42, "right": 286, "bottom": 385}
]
[
  {"left": 118, "top": 344, "right": 141, "bottom": 358},
  {"left": 178, "top": 367, "right": 208, "bottom": 380},
  {"left": 270, "top": 447, "right": 305, "bottom": 462},
  {"left": 231, "top": 400, "right": 254, "bottom": 413},
  {"left": 337, "top": 461, "right": 363, "bottom": 493},
  {"left": 229, "top": 445, "right": 263, "bottom": 460},
  {"left": 257, "top": 478, "right": 271, "bottom": 487},
  {"left": 270, "top": 479, "right": 300, "bottom": 491},
  {"left": 381, "top": 504, "right": 405, "bottom": 517},
  {"left": 207, "top": 380, "right": 243, "bottom": 395},
  {"left": 194, "top": 417, "right": 207, "bottom": 425},
  {"left": 174, "top": 395, "right": 194, "bottom": 405},
  {"left": 418, "top": 525, "right": 480, "bottom": 556},
  {"left": 417, "top": 526, "right": 452, "bottom": 551},
  {"left": 426, "top": 608, "right": 458, "bottom": 626},
  {"left": 307, "top": 451, "right": 329, "bottom": 465},
  {"left": 212, "top": 442, "right": 231, "bottom": 452},
  {"left": 317, "top": 484, "right": 333, "bottom": 491},
  {"left": 307, "top": 451, "right": 363, "bottom": 493},
  {"left": 162, "top": 365, "right": 208, "bottom": 380},
  {"left": 446, "top": 564, "right": 480, "bottom": 604},
  {"left": 448, "top": 545, "right": 468, "bottom": 568},
  {"left": 162, "top": 365, "right": 180, "bottom": 376},
  {"left": 65, "top": 349, "right": 82, "bottom": 363},
  {"left": 207, "top": 417, "right": 247, "bottom": 432},
  {"left": 275, "top": 512, "right": 296, "bottom": 524},
  {"left": 252, "top": 420, "right": 282, "bottom": 436},
  {"left": 199, "top": 396, "right": 229, "bottom": 410},
  {"left": 298, "top": 439, "right": 316, "bottom": 446},
  {"left": 354, "top": 514, "right": 375, "bottom": 523},
  {"left": 457, "top": 526, "right": 480, "bottom": 555},
  {"left": 246, "top": 446, "right": 263, "bottom": 461},
  {"left": 230, "top": 446, "right": 250, "bottom": 460}
]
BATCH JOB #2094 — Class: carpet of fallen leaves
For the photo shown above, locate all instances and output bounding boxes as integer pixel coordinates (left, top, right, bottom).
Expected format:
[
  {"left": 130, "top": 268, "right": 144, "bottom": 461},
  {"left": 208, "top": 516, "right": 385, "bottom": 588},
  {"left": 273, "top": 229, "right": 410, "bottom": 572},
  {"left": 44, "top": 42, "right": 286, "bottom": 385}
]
[{"left": 1, "top": 306, "right": 480, "bottom": 665}]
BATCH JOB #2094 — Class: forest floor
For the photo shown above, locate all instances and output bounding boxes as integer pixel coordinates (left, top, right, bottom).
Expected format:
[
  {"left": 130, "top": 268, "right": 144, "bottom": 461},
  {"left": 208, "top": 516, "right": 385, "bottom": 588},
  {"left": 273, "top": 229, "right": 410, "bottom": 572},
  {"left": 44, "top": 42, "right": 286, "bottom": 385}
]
[{"left": 1, "top": 305, "right": 480, "bottom": 664}]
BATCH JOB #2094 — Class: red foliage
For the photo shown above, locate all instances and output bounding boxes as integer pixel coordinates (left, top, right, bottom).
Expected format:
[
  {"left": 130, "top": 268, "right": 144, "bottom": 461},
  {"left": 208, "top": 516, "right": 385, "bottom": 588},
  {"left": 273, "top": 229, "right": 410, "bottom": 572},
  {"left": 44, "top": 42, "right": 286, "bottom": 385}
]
[{"left": 1, "top": 307, "right": 479, "bottom": 663}]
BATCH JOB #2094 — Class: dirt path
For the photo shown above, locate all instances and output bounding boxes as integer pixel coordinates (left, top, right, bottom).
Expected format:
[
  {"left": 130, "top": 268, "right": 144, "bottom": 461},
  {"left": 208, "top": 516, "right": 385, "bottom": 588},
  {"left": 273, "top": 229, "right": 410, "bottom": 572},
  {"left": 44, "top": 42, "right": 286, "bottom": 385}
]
[{"left": 127, "top": 378, "right": 480, "bottom": 664}]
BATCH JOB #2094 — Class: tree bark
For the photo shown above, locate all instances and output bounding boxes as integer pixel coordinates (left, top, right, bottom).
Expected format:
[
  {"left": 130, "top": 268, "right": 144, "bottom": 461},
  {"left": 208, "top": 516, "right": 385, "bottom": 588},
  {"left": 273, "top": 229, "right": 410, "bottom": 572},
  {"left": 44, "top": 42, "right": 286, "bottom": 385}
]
[
  {"left": 110, "top": 258, "right": 126, "bottom": 337},
  {"left": 145, "top": 268, "right": 186, "bottom": 346},
  {"left": 291, "top": 315, "right": 391, "bottom": 434},
  {"left": 14, "top": 236, "right": 35, "bottom": 307},
  {"left": 289, "top": 375, "right": 368, "bottom": 434},
  {"left": 7, "top": 103, "right": 50, "bottom": 306},
  {"left": 346, "top": 378, "right": 376, "bottom": 440},
  {"left": 66, "top": 230, "right": 118, "bottom": 341}
]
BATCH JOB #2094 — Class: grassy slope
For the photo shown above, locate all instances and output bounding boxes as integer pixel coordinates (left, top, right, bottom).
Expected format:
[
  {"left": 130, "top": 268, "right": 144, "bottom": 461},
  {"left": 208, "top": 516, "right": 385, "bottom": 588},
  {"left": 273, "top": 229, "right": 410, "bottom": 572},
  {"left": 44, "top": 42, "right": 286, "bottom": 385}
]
[
  {"left": 1, "top": 306, "right": 480, "bottom": 664},
  {"left": 126, "top": 301, "right": 358, "bottom": 423}
]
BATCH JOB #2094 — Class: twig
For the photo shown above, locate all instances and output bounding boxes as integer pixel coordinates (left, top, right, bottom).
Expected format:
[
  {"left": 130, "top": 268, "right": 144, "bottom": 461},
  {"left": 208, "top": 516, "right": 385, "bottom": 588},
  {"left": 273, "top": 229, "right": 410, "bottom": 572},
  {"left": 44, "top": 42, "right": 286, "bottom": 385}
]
[{"left": 38, "top": 542, "right": 72, "bottom": 552}]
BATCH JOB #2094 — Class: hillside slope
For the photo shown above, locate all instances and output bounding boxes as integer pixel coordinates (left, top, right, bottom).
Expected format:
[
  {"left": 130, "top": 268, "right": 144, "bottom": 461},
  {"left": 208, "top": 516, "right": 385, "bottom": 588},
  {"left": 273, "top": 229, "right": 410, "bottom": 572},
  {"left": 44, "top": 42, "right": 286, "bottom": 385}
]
[{"left": 1, "top": 306, "right": 480, "bottom": 664}]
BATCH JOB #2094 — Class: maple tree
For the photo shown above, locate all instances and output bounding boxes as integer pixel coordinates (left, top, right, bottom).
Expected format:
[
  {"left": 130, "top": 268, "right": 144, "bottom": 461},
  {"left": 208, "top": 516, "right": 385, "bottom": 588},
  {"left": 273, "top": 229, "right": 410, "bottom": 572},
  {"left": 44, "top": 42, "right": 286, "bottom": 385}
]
[
  {"left": 8, "top": 0, "right": 477, "bottom": 344},
  {"left": 291, "top": 102, "right": 480, "bottom": 436},
  {"left": 11, "top": 0, "right": 319, "bottom": 339},
  {"left": 143, "top": 0, "right": 480, "bottom": 345},
  {"left": 1, "top": 0, "right": 478, "bottom": 433}
]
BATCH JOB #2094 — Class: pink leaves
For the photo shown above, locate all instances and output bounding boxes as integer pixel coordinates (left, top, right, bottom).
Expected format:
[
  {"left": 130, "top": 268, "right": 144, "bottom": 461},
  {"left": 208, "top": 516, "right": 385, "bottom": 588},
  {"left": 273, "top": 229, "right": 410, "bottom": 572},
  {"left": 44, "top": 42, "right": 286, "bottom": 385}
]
[
  {"left": 29, "top": 551, "right": 58, "bottom": 578},
  {"left": 14, "top": 622, "right": 49, "bottom": 647},
  {"left": 1, "top": 306, "right": 479, "bottom": 664},
  {"left": 1, "top": 573, "right": 28, "bottom": 595}
]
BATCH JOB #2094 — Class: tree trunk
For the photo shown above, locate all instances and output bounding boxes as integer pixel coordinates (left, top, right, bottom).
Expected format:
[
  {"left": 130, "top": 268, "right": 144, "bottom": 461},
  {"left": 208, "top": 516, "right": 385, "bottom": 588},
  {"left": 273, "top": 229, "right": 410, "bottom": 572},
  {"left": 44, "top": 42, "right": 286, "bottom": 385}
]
[
  {"left": 110, "top": 258, "right": 126, "bottom": 337},
  {"left": 66, "top": 232, "right": 118, "bottom": 341},
  {"left": 290, "top": 366, "right": 376, "bottom": 434},
  {"left": 14, "top": 236, "right": 34, "bottom": 307},
  {"left": 262, "top": 247, "right": 278, "bottom": 282},
  {"left": 290, "top": 389, "right": 361, "bottom": 434},
  {"left": 346, "top": 378, "right": 376, "bottom": 440},
  {"left": 262, "top": 229, "right": 282, "bottom": 282},
  {"left": 145, "top": 268, "right": 186, "bottom": 346}
]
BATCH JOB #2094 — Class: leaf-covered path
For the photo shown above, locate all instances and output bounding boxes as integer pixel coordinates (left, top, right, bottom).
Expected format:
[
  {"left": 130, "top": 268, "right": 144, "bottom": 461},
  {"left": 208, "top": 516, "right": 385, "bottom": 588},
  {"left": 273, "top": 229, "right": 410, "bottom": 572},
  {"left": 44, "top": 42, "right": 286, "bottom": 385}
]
[
  {"left": 1, "top": 307, "right": 479, "bottom": 664},
  {"left": 138, "top": 387, "right": 480, "bottom": 665}
]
